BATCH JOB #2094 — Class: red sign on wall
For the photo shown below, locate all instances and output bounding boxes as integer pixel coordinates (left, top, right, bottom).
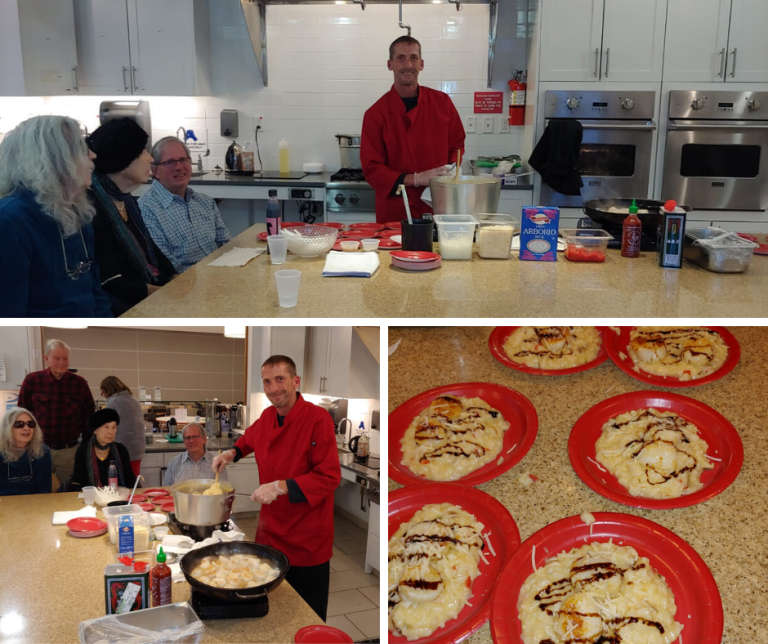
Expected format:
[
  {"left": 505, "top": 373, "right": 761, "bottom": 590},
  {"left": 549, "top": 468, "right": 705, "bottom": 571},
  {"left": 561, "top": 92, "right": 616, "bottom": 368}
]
[{"left": 474, "top": 91, "right": 504, "bottom": 114}]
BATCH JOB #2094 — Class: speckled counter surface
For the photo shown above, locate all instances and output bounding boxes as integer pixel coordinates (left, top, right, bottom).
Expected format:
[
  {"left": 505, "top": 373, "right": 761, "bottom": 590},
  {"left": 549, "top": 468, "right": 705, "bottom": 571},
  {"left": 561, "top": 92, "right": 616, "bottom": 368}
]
[
  {"left": 122, "top": 226, "right": 768, "bottom": 318},
  {"left": 387, "top": 326, "right": 768, "bottom": 644},
  {"left": 0, "top": 492, "right": 323, "bottom": 643}
]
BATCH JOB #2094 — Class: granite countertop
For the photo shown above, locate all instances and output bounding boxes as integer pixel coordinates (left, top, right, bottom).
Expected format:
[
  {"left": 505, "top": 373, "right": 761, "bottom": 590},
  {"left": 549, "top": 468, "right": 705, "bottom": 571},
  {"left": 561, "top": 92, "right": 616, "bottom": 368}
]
[
  {"left": 0, "top": 492, "right": 323, "bottom": 643},
  {"left": 387, "top": 326, "right": 768, "bottom": 643},
  {"left": 145, "top": 436, "right": 238, "bottom": 453},
  {"left": 122, "top": 224, "right": 768, "bottom": 318}
]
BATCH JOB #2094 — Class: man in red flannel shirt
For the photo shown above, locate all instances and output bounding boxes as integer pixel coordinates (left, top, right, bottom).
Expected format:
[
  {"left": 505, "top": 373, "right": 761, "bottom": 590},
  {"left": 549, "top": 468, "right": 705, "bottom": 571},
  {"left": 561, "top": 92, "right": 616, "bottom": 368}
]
[
  {"left": 213, "top": 354, "right": 341, "bottom": 622},
  {"left": 18, "top": 339, "right": 95, "bottom": 487}
]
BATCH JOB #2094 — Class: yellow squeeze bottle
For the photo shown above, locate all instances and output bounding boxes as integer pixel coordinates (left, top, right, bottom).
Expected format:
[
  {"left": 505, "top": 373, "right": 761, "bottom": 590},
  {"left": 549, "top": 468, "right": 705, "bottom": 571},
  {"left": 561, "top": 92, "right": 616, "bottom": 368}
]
[{"left": 279, "top": 139, "right": 290, "bottom": 173}]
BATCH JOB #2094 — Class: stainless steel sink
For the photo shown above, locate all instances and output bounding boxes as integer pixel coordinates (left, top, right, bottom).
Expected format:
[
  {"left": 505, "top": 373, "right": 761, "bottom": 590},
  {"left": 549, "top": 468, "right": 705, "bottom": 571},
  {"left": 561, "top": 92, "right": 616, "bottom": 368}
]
[{"left": 189, "top": 171, "right": 208, "bottom": 178}]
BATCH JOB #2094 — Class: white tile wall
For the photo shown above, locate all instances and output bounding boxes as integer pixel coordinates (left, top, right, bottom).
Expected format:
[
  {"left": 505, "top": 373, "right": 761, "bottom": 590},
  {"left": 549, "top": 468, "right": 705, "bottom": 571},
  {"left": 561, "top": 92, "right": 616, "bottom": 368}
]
[{"left": 0, "top": 1, "right": 525, "bottom": 174}]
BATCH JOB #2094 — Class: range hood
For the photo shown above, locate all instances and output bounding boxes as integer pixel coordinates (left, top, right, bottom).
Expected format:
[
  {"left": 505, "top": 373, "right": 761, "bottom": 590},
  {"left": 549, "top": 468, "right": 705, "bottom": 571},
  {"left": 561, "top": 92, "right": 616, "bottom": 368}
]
[{"left": 240, "top": 0, "right": 496, "bottom": 87}]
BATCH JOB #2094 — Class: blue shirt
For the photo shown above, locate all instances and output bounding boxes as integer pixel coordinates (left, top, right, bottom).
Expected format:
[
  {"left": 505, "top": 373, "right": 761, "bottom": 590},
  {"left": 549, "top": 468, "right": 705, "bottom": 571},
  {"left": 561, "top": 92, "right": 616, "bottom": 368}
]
[
  {"left": 0, "top": 446, "right": 52, "bottom": 496},
  {"left": 139, "top": 181, "right": 231, "bottom": 273},
  {"left": 163, "top": 450, "right": 229, "bottom": 486},
  {"left": 0, "top": 190, "right": 112, "bottom": 318}
]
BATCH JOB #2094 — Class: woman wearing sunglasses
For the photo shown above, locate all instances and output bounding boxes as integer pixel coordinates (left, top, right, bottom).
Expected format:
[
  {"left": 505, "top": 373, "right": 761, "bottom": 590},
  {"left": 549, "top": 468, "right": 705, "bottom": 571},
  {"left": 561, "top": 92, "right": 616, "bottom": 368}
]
[{"left": 0, "top": 408, "right": 53, "bottom": 496}]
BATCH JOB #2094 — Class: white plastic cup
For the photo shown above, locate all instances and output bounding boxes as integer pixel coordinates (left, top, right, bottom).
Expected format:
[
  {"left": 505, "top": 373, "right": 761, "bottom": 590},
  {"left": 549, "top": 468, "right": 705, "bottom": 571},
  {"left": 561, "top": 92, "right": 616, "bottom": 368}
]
[
  {"left": 340, "top": 240, "right": 360, "bottom": 252},
  {"left": 275, "top": 269, "right": 301, "bottom": 308},
  {"left": 267, "top": 234, "right": 288, "bottom": 264},
  {"left": 153, "top": 526, "right": 170, "bottom": 540},
  {"left": 82, "top": 486, "right": 96, "bottom": 505},
  {"left": 361, "top": 238, "right": 380, "bottom": 251}
]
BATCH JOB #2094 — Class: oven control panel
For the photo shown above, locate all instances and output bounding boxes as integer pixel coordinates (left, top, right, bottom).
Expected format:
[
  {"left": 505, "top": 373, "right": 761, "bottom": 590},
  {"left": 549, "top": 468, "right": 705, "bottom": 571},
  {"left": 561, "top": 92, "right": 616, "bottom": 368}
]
[
  {"left": 669, "top": 90, "right": 768, "bottom": 120},
  {"left": 544, "top": 90, "right": 655, "bottom": 120}
]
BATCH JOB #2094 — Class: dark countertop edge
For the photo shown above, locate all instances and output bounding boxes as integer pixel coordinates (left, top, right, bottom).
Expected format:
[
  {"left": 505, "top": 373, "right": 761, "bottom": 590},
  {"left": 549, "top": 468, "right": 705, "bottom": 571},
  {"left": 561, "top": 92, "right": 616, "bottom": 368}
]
[
  {"left": 140, "top": 173, "right": 335, "bottom": 189},
  {"left": 501, "top": 183, "right": 533, "bottom": 190},
  {"left": 145, "top": 439, "right": 237, "bottom": 454}
]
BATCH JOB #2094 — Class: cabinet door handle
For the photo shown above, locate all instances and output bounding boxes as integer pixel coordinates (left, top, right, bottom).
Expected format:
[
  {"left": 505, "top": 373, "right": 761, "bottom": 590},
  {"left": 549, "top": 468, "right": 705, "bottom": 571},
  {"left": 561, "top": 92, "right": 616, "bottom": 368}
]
[
  {"left": 717, "top": 48, "right": 726, "bottom": 77},
  {"left": 593, "top": 48, "right": 599, "bottom": 77},
  {"left": 72, "top": 66, "right": 79, "bottom": 92},
  {"left": 122, "top": 65, "right": 129, "bottom": 91},
  {"left": 319, "top": 376, "right": 324, "bottom": 393},
  {"left": 729, "top": 48, "right": 737, "bottom": 78},
  {"left": 603, "top": 48, "right": 610, "bottom": 78},
  {"left": 132, "top": 66, "right": 139, "bottom": 91}
]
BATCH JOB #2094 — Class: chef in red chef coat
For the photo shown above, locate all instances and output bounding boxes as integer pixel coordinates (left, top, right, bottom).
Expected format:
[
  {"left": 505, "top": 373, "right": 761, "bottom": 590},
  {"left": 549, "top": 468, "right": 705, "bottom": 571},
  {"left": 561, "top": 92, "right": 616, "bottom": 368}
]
[
  {"left": 212, "top": 354, "right": 341, "bottom": 622},
  {"left": 361, "top": 35, "right": 465, "bottom": 223}
]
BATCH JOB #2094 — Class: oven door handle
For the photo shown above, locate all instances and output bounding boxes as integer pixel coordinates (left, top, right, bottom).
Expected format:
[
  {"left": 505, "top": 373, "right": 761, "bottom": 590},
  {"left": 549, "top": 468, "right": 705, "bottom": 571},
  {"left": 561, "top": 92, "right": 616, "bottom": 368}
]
[
  {"left": 580, "top": 121, "right": 657, "bottom": 131},
  {"left": 668, "top": 121, "right": 768, "bottom": 131}
]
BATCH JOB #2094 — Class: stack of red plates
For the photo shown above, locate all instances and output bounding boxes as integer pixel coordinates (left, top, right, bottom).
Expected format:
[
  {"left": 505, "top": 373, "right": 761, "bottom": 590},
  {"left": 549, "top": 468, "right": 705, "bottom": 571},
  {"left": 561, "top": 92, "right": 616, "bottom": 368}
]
[
  {"left": 348, "top": 223, "right": 385, "bottom": 232},
  {"left": 339, "top": 231, "right": 374, "bottom": 240},
  {"left": 152, "top": 495, "right": 174, "bottom": 505},
  {"left": 67, "top": 517, "right": 108, "bottom": 538},
  {"left": 384, "top": 221, "right": 402, "bottom": 230},
  {"left": 390, "top": 250, "right": 441, "bottom": 270},
  {"left": 378, "top": 237, "right": 402, "bottom": 249}
]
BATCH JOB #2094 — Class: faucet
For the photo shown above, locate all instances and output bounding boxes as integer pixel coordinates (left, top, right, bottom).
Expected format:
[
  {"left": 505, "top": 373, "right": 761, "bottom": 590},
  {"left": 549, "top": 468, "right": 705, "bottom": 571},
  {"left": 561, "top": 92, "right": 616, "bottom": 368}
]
[
  {"left": 352, "top": 0, "right": 365, "bottom": 8},
  {"left": 448, "top": 0, "right": 463, "bottom": 9},
  {"left": 176, "top": 126, "right": 186, "bottom": 142}
]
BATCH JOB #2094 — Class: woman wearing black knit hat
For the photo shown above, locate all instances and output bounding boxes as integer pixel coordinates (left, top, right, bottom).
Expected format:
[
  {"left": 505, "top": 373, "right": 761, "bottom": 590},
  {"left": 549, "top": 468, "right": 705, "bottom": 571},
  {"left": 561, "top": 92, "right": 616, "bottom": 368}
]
[
  {"left": 86, "top": 118, "right": 176, "bottom": 316},
  {"left": 69, "top": 408, "right": 137, "bottom": 491}
]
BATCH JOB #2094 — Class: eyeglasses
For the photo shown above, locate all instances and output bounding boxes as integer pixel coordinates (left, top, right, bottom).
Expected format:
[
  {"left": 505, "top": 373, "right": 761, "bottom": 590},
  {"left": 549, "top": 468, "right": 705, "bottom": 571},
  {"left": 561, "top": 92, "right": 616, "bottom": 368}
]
[
  {"left": 153, "top": 156, "right": 192, "bottom": 168},
  {"left": 183, "top": 434, "right": 204, "bottom": 441},
  {"left": 60, "top": 229, "right": 94, "bottom": 281},
  {"left": 13, "top": 420, "right": 37, "bottom": 429},
  {"left": 8, "top": 454, "right": 33, "bottom": 482}
]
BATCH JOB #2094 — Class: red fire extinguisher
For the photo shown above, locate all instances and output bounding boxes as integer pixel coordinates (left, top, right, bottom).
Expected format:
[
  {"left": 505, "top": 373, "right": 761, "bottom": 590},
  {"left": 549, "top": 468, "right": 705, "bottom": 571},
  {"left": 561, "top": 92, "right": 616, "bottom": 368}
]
[{"left": 508, "top": 70, "right": 527, "bottom": 126}]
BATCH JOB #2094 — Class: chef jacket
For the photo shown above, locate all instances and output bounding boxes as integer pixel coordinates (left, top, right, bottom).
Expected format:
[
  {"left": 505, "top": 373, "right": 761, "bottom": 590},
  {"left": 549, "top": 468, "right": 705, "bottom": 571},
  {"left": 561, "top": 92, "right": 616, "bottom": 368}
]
[
  {"left": 233, "top": 394, "right": 341, "bottom": 567},
  {"left": 361, "top": 85, "right": 465, "bottom": 223}
]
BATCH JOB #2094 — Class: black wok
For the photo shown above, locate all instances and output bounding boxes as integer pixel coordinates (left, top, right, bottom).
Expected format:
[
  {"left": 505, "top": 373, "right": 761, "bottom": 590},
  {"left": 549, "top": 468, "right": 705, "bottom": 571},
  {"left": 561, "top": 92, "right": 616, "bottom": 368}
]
[
  {"left": 583, "top": 198, "right": 692, "bottom": 248},
  {"left": 180, "top": 541, "right": 290, "bottom": 602}
]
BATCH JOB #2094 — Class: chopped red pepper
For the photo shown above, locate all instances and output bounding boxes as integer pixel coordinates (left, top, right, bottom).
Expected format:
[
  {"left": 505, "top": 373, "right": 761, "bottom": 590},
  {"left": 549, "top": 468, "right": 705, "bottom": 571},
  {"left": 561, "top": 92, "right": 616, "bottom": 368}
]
[
  {"left": 465, "top": 576, "right": 472, "bottom": 588},
  {"left": 565, "top": 245, "right": 606, "bottom": 262},
  {"left": 529, "top": 474, "right": 539, "bottom": 482}
]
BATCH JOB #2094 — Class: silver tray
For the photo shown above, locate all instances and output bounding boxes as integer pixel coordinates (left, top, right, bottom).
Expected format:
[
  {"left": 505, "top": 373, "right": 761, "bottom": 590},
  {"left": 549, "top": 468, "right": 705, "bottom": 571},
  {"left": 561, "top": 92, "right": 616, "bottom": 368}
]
[
  {"left": 79, "top": 601, "right": 204, "bottom": 644},
  {"left": 683, "top": 228, "right": 756, "bottom": 273}
]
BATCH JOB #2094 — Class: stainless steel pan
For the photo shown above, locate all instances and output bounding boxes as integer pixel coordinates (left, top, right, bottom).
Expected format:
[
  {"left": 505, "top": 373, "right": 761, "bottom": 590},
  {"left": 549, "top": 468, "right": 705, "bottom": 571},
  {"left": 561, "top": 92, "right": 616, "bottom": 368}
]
[{"left": 171, "top": 479, "right": 236, "bottom": 526}]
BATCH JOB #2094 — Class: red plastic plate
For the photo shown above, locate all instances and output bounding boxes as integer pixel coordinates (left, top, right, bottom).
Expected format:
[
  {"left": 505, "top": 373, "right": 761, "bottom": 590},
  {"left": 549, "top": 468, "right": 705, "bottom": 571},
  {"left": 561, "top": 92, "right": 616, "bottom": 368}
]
[
  {"left": 69, "top": 525, "right": 108, "bottom": 539},
  {"left": 128, "top": 494, "right": 147, "bottom": 503},
  {"left": 144, "top": 489, "right": 168, "bottom": 497},
  {"left": 138, "top": 502, "right": 155, "bottom": 512},
  {"left": 349, "top": 223, "right": 385, "bottom": 231},
  {"left": 390, "top": 250, "right": 441, "bottom": 262},
  {"left": 339, "top": 231, "right": 377, "bottom": 240},
  {"left": 257, "top": 232, "right": 268, "bottom": 241},
  {"left": 152, "top": 495, "right": 174, "bottom": 504},
  {"left": 67, "top": 517, "right": 107, "bottom": 532},
  {"left": 385, "top": 221, "right": 403, "bottom": 230},
  {"left": 604, "top": 326, "right": 741, "bottom": 388},
  {"left": 379, "top": 229, "right": 402, "bottom": 238},
  {"left": 314, "top": 222, "right": 345, "bottom": 229},
  {"left": 488, "top": 326, "right": 610, "bottom": 376},
  {"left": 754, "top": 243, "right": 768, "bottom": 255},
  {"left": 160, "top": 501, "right": 175, "bottom": 512},
  {"left": 389, "top": 484, "right": 520, "bottom": 644},
  {"left": 378, "top": 238, "right": 402, "bottom": 249},
  {"left": 490, "top": 512, "right": 723, "bottom": 644},
  {"left": 294, "top": 625, "right": 353, "bottom": 643},
  {"left": 388, "top": 382, "right": 538, "bottom": 488},
  {"left": 392, "top": 257, "right": 441, "bottom": 272},
  {"left": 281, "top": 222, "right": 305, "bottom": 228},
  {"left": 568, "top": 390, "right": 744, "bottom": 509}
]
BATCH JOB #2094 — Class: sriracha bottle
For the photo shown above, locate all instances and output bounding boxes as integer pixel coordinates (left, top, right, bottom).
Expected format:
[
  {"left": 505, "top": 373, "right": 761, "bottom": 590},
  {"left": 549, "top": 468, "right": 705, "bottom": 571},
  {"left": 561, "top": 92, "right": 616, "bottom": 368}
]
[
  {"left": 151, "top": 547, "right": 172, "bottom": 607},
  {"left": 621, "top": 199, "right": 642, "bottom": 258}
]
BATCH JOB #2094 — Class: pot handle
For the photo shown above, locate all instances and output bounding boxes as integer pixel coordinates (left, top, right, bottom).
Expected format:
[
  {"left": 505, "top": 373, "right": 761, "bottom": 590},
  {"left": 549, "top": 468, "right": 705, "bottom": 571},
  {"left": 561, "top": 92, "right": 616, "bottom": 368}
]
[
  {"left": 222, "top": 493, "right": 236, "bottom": 511},
  {"left": 235, "top": 590, "right": 267, "bottom": 600}
]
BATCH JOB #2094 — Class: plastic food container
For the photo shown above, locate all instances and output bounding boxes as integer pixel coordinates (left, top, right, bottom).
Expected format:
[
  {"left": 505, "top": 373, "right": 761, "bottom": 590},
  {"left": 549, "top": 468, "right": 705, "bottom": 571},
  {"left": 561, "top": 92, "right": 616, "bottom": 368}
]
[
  {"left": 433, "top": 214, "right": 479, "bottom": 260},
  {"left": 102, "top": 504, "right": 145, "bottom": 545},
  {"left": 476, "top": 213, "right": 516, "bottom": 259},
  {"left": 340, "top": 240, "right": 359, "bottom": 251},
  {"left": 79, "top": 601, "right": 204, "bottom": 644},
  {"left": 561, "top": 229, "right": 613, "bottom": 262},
  {"left": 683, "top": 227, "right": 758, "bottom": 273}
]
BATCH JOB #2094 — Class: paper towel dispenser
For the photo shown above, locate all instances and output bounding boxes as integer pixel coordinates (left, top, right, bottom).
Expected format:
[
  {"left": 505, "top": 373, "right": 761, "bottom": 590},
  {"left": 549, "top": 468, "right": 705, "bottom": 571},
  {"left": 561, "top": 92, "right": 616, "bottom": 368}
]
[{"left": 98, "top": 100, "right": 152, "bottom": 151}]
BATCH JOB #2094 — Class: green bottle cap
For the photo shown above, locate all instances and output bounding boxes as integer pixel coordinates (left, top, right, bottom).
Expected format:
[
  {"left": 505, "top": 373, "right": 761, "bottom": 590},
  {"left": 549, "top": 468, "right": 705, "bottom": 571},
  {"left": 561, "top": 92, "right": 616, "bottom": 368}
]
[
  {"left": 157, "top": 546, "right": 166, "bottom": 564},
  {"left": 629, "top": 199, "right": 638, "bottom": 215}
]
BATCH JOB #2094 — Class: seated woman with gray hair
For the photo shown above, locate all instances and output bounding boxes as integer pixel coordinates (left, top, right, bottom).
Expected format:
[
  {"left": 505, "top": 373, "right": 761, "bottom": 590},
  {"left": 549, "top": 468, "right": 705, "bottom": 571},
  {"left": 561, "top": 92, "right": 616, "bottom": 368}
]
[
  {"left": 0, "top": 115, "right": 112, "bottom": 317},
  {"left": 0, "top": 408, "right": 53, "bottom": 496},
  {"left": 86, "top": 118, "right": 177, "bottom": 316}
]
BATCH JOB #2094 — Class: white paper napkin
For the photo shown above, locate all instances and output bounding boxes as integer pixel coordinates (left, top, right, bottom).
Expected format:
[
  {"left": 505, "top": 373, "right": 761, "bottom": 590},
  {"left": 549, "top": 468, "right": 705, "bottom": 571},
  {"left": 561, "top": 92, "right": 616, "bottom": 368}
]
[
  {"left": 52, "top": 505, "right": 97, "bottom": 525},
  {"left": 322, "top": 251, "right": 380, "bottom": 277},
  {"left": 208, "top": 247, "right": 265, "bottom": 267}
]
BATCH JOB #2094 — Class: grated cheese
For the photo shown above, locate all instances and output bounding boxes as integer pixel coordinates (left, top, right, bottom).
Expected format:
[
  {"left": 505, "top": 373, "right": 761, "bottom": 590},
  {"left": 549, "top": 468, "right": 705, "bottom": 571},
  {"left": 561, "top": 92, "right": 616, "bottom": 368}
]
[
  {"left": 506, "top": 443, "right": 518, "bottom": 454},
  {"left": 531, "top": 545, "right": 536, "bottom": 572},
  {"left": 618, "top": 351, "right": 627, "bottom": 360},
  {"left": 706, "top": 454, "right": 722, "bottom": 462},
  {"left": 484, "top": 533, "right": 496, "bottom": 557},
  {"left": 497, "top": 457, "right": 504, "bottom": 465},
  {"left": 587, "top": 456, "right": 607, "bottom": 472}
]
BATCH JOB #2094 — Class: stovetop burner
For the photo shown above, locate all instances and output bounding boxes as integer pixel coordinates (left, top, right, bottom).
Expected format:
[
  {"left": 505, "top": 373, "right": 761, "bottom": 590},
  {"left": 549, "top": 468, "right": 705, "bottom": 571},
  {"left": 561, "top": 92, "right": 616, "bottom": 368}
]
[
  {"left": 190, "top": 589, "right": 269, "bottom": 620},
  {"left": 168, "top": 512, "right": 235, "bottom": 542},
  {"left": 331, "top": 167, "right": 366, "bottom": 182}
]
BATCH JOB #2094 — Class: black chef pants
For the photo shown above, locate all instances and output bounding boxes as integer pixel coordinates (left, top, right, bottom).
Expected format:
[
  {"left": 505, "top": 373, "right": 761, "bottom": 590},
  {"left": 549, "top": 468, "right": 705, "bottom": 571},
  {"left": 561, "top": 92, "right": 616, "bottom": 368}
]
[{"left": 285, "top": 561, "right": 331, "bottom": 622}]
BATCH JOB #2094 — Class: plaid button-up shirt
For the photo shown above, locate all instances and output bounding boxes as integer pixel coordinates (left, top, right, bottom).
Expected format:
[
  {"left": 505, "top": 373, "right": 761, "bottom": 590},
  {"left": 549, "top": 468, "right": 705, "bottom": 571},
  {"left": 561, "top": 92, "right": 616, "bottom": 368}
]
[
  {"left": 163, "top": 450, "right": 229, "bottom": 486},
  {"left": 139, "top": 181, "right": 231, "bottom": 273},
  {"left": 18, "top": 369, "right": 95, "bottom": 449}
]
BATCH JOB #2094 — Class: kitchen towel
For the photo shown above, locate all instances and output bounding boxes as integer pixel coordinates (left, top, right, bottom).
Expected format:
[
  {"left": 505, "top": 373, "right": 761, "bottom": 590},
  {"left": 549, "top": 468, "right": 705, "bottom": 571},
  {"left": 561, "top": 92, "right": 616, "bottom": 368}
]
[
  {"left": 208, "top": 247, "right": 265, "bottom": 267},
  {"left": 52, "top": 505, "right": 97, "bottom": 525},
  {"left": 529, "top": 120, "right": 584, "bottom": 196},
  {"left": 322, "top": 251, "right": 380, "bottom": 278}
]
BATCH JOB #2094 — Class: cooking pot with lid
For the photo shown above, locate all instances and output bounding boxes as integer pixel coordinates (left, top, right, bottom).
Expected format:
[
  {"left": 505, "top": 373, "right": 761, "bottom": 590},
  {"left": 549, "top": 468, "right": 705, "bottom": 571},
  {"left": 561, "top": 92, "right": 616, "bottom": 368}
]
[
  {"left": 172, "top": 478, "right": 235, "bottom": 526},
  {"left": 429, "top": 175, "right": 501, "bottom": 216},
  {"left": 335, "top": 134, "right": 362, "bottom": 169}
]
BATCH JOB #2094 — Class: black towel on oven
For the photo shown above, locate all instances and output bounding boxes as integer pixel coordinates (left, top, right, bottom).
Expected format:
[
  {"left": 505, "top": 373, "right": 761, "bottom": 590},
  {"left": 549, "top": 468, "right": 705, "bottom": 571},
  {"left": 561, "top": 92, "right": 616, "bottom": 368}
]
[{"left": 529, "top": 119, "right": 584, "bottom": 196}]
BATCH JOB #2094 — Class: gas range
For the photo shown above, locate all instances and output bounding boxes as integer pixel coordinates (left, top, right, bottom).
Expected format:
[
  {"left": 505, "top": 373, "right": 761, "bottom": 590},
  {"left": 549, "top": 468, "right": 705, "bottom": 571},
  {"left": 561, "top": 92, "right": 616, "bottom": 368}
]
[{"left": 326, "top": 168, "right": 376, "bottom": 214}]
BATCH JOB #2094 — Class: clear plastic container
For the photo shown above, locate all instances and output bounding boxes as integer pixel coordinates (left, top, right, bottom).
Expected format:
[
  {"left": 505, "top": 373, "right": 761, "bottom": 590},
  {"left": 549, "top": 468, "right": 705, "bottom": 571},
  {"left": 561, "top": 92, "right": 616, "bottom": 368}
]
[
  {"left": 79, "top": 601, "right": 204, "bottom": 644},
  {"left": 561, "top": 229, "right": 613, "bottom": 263},
  {"left": 476, "top": 213, "right": 516, "bottom": 259},
  {"left": 433, "top": 214, "right": 479, "bottom": 260},
  {"left": 102, "top": 504, "right": 146, "bottom": 545}
]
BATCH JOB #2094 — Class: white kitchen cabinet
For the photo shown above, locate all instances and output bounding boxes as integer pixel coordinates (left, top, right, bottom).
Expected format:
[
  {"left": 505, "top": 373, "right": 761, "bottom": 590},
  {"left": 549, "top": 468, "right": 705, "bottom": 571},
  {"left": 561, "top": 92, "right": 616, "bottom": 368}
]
[
  {"left": 73, "top": 0, "right": 210, "bottom": 96},
  {"left": 303, "top": 327, "right": 379, "bottom": 400},
  {"left": 226, "top": 458, "right": 261, "bottom": 514},
  {"left": 365, "top": 500, "right": 379, "bottom": 574},
  {"left": 539, "top": 0, "right": 666, "bottom": 83},
  {"left": 0, "top": 0, "right": 79, "bottom": 96},
  {"left": 140, "top": 452, "right": 164, "bottom": 488},
  {"left": 663, "top": 0, "right": 768, "bottom": 83},
  {"left": 0, "top": 327, "right": 35, "bottom": 388}
]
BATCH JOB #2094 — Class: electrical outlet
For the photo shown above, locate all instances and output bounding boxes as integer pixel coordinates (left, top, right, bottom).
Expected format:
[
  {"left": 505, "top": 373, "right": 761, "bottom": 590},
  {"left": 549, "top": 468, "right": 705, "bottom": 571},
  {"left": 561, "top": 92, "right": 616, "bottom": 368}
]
[
  {"left": 483, "top": 116, "right": 494, "bottom": 134},
  {"left": 500, "top": 118, "right": 510, "bottom": 133},
  {"left": 465, "top": 115, "right": 476, "bottom": 133},
  {"left": 254, "top": 114, "right": 264, "bottom": 131}
]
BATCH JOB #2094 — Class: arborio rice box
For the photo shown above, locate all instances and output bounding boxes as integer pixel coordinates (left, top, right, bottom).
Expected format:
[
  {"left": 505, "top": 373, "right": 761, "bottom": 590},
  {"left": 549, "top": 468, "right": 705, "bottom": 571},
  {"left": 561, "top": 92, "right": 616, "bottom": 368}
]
[{"left": 519, "top": 206, "right": 560, "bottom": 261}]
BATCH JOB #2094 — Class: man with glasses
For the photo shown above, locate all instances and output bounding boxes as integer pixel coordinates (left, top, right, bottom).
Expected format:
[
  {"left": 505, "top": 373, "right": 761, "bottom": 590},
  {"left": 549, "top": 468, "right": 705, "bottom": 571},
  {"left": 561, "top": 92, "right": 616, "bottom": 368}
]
[
  {"left": 163, "top": 422, "right": 229, "bottom": 486},
  {"left": 18, "top": 339, "right": 95, "bottom": 487},
  {"left": 139, "top": 137, "right": 231, "bottom": 273}
]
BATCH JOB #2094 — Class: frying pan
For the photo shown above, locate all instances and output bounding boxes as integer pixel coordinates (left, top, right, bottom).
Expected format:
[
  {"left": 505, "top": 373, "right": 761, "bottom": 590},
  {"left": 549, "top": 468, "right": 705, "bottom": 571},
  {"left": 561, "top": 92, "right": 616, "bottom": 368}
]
[
  {"left": 180, "top": 541, "right": 290, "bottom": 602},
  {"left": 583, "top": 198, "right": 692, "bottom": 248}
]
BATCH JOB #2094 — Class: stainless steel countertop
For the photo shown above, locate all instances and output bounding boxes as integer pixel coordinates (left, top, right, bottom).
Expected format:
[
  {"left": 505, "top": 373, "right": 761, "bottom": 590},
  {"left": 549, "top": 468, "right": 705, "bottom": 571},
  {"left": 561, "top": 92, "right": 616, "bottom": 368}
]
[
  {"left": 338, "top": 451, "right": 380, "bottom": 485},
  {"left": 145, "top": 436, "right": 238, "bottom": 453}
]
